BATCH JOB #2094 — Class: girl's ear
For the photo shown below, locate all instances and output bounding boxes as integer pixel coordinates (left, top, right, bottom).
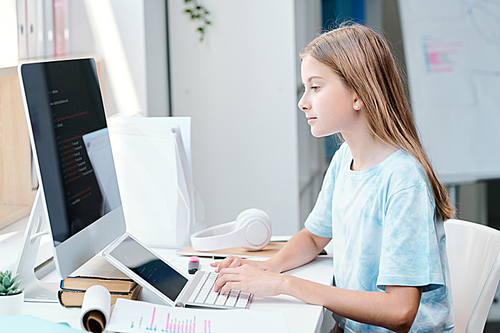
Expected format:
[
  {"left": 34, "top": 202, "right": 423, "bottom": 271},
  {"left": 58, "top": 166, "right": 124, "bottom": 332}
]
[{"left": 353, "top": 97, "right": 363, "bottom": 111}]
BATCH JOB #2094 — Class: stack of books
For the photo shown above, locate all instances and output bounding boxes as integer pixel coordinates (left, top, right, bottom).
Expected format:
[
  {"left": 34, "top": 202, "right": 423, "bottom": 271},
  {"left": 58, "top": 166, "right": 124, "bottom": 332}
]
[{"left": 58, "top": 255, "right": 141, "bottom": 308}]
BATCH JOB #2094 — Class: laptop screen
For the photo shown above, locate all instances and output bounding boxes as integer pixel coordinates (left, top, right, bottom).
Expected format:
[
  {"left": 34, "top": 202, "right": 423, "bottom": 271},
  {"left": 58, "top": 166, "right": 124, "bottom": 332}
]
[{"left": 107, "top": 235, "right": 189, "bottom": 301}]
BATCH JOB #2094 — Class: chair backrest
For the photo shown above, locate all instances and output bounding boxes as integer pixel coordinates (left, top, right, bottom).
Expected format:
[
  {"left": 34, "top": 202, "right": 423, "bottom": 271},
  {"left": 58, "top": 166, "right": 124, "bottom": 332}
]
[{"left": 445, "top": 219, "right": 500, "bottom": 333}]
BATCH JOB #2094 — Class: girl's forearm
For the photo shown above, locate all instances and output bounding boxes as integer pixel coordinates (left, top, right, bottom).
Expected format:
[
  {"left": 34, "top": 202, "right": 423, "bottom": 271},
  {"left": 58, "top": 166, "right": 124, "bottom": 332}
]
[
  {"left": 279, "top": 275, "right": 421, "bottom": 333},
  {"left": 266, "top": 228, "right": 330, "bottom": 273}
]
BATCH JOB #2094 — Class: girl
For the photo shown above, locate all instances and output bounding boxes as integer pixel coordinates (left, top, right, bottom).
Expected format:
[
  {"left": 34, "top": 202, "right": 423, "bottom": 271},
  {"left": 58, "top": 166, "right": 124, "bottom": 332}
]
[{"left": 212, "top": 23, "right": 454, "bottom": 332}]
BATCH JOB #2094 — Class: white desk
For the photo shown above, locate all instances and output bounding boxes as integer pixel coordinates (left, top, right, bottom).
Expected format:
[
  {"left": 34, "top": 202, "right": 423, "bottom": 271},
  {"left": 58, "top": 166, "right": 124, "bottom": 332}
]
[{"left": 0, "top": 217, "right": 334, "bottom": 333}]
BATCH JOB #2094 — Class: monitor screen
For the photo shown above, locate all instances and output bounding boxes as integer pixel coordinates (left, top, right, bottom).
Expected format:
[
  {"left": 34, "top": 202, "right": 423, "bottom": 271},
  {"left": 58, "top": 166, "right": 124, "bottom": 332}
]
[{"left": 19, "top": 58, "right": 126, "bottom": 278}]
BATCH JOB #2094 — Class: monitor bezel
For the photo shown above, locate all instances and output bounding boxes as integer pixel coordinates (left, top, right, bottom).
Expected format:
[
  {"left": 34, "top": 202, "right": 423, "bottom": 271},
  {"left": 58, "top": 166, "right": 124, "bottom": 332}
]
[{"left": 17, "top": 58, "right": 126, "bottom": 279}]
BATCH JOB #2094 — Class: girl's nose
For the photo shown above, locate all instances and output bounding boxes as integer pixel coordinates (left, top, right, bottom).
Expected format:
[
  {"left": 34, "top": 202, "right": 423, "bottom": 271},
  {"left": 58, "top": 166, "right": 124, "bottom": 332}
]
[{"left": 298, "top": 93, "right": 310, "bottom": 111}]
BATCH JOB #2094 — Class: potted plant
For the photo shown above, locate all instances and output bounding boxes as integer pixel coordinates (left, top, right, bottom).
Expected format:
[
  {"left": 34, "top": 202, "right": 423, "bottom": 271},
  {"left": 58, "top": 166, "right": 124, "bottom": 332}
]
[{"left": 0, "top": 270, "right": 24, "bottom": 317}]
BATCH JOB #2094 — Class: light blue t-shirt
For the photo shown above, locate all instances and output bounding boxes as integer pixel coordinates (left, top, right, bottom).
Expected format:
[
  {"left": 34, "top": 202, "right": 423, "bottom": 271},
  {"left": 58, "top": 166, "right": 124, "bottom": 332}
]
[{"left": 305, "top": 143, "right": 454, "bottom": 332}]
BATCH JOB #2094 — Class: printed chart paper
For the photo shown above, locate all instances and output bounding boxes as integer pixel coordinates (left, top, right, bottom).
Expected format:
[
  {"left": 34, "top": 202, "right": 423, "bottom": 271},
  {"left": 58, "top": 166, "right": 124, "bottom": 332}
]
[
  {"left": 399, "top": 0, "right": 500, "bottom": 182},
  {"left": 107, "top": 298, "right": 289, "bottom": 333}
]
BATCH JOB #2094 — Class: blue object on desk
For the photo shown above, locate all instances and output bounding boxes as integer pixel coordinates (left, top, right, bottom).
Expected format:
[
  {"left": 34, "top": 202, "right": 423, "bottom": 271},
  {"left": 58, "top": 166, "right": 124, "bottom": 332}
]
[{"left": 0, "top": 315, "right": 81, "bottom": 332}]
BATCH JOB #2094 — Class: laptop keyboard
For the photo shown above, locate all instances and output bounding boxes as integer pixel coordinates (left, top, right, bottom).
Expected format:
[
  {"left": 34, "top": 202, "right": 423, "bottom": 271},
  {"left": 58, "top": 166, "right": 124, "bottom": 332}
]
[{"left": 188, "top": 271, "right": 252, "bottom": 308}]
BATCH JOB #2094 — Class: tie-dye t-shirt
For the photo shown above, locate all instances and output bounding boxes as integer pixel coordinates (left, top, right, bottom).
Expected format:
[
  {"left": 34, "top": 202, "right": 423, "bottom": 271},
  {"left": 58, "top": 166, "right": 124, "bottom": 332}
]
[{"left": 305, "top": 143, "right": 454, "bottom": 332}]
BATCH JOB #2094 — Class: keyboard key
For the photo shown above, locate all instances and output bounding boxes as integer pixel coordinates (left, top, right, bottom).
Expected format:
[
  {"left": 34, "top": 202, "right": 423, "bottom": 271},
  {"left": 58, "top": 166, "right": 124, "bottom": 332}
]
[
  {"left": 215, "top": 293, "right": 228, "bottom": 306},
  {"left": 195, "top": 289, "right": 209, "bottom": 303},
  {"left": 226, "top": 290, "right": 240, "bottom": 307},
  {"left": 235, "top": 292, "right": 250, "bottom": 308},
  {"left": 239, "top": 292, "right": 250, "bottom": 300},
  {"left": 205, "top": 290, "right": 219, "bottom": 304}
]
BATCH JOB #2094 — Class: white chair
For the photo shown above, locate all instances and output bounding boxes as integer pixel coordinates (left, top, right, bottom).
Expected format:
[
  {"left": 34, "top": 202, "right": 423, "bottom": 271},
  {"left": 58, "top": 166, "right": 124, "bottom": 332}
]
[{"left": 445, "top": 219, "right": 500, "bottom": 333}]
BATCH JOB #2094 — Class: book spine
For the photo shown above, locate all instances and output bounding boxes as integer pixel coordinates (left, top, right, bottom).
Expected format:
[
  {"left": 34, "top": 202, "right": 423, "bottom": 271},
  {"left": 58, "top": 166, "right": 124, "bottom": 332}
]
[
  {"left": 60, "top": 288, "right": 132, "bottom": 295},
  {"left": 57, "top": 289, "right": 79, "bottom": 308},
  {"left": 60, "top": 276, "right": 136, "bottom": 293},
  {"left": 58, "top": 289, "right": 135, "bottom": 308}
]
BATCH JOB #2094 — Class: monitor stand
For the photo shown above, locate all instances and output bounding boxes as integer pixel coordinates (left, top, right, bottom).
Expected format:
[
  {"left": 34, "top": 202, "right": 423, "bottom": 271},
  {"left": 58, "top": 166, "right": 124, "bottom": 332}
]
[{"left": 15, "top": 189, "right": 59, "bottom": 302}]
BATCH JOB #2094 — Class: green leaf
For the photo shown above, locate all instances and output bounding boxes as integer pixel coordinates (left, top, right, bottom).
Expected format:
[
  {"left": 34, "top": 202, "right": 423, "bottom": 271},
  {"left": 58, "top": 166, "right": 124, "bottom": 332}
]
[
  {"left": 184, "top": 9, "right": 192, "bottom": 13},
  {"left": 11, "top": 280, "right": 21, "bottom": 292},
  {"left": 10, "top": 273, "right": 18, "bottom": 285},
  {"left": 0, "top": 284, "right": 6, "bottom": 293},
  {"left": 3, "top": 275, "right": 11, "bottom": 288},
  {"left": 206, "top": 21, "right": 211, "bottom": 25}
]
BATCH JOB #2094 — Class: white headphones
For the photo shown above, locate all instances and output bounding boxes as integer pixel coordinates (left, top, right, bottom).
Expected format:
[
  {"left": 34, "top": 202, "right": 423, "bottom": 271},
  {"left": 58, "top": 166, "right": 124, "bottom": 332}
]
[{"left": 190, "top": 208, "right": 271, "bottom": 251}]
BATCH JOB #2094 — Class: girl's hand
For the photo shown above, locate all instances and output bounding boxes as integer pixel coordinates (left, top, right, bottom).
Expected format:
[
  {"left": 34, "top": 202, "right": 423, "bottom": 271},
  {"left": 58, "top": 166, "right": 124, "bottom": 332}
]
[
  {"left": 214, "top": 264, "right": 285, "bottom": 296},
  {"left": 210, "top": 255, "right": 275, "bottom": 273}
]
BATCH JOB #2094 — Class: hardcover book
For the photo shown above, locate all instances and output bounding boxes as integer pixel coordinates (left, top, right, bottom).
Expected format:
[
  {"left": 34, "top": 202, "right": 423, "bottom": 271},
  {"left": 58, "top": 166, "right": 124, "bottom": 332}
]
[
  {"left": 59, "top": 255, "right": 136, "bottom": 293},
  {"left": 58, "top": 283, "right": 141, "bottom": 308}
]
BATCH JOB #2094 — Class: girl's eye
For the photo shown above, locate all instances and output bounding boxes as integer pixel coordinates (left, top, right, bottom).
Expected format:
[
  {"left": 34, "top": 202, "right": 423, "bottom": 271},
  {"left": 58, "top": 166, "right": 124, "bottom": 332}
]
[{"left": 312, "top": 86, "right": 320, "bottom": 92}]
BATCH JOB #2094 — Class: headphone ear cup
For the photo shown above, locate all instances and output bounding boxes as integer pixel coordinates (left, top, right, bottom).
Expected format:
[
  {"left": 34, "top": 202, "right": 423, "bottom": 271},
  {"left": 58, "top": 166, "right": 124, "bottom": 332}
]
[
  {"left": 235, "top": 208, "right": 258, "bottom": 228},
  {"left": 235, "top": 208, "right": 271, "bottom": 251}
]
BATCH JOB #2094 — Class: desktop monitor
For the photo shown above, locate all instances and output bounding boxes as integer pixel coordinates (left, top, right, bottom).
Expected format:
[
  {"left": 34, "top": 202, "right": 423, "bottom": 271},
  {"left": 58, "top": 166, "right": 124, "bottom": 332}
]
[{"left": 18, "top": 58, "right": 126, "bottom": 285}]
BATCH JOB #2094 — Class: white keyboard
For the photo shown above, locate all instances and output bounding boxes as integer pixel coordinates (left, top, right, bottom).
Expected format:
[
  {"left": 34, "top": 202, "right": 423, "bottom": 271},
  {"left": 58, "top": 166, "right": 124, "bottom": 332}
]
[{"left": 187, "top": 271, "right": 252, "bottom": 308}]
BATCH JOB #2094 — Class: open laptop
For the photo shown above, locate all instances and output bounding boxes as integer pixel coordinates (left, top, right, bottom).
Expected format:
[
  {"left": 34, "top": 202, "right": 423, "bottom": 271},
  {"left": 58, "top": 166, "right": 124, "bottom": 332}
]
[{"left": 103, "top": 231, "right": 253, "bottom": 309}]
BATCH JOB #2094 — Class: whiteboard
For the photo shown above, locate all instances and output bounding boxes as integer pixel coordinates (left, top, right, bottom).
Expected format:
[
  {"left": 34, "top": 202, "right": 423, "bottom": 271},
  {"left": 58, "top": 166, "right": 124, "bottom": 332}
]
[{"left": 398, "top": 0, "right": 500, "bottom": 184}]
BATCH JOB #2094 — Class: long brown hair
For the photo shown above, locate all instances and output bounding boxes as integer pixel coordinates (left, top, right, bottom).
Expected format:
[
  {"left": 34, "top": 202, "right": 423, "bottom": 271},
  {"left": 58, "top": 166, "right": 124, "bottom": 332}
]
[{"left": 301, "top": 23, "right": 454, "bottom": 221}]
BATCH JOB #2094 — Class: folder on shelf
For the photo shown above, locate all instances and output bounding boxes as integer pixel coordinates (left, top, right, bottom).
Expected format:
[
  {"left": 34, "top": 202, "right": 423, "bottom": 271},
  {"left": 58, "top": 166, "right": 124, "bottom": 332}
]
[
  {"left": 44, "top": 0, "right": 54, "bottom": 57},
  {"left": 16, "top": 0, "right": 28, "bottom": 59}
]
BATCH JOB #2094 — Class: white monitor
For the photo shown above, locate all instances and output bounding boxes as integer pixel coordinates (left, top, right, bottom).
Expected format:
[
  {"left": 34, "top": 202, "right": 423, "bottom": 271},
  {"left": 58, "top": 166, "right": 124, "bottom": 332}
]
[{"left": 17, "top": 58, "right": 126, "bottom": 300}]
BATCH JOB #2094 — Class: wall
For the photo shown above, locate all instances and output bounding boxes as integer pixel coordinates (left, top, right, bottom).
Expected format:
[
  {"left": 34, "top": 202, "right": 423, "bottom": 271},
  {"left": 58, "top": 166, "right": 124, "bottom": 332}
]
[
  {"left": 295, "top": 0, "right": 327, "bottom": 224},
  {"left": 68, "top": 0, "right": 169, "bottom": 117},
  {"left": 66, "top": 0, "right": 326, "bottom": 235},
  {"left": 144, "top": 0, "right": 170, "bottom": 117},
  {"left": 107, "top": 0, "right": 147, "bottom": 116},
  {"left": 167, "top": 0, "right": 302, "bottom": 235}
]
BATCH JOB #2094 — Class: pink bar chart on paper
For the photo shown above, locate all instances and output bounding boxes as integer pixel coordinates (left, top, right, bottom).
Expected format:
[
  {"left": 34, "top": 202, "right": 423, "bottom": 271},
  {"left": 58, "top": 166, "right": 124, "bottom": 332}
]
[
  {"left": 128, "top": 306, "right": 210, "bottom": 333},
  {"left": 423, "top": 41, "right": 463, "bottom": 73},
  {"left": 107, "top": 298, "right": 288, "bottom": 333}
]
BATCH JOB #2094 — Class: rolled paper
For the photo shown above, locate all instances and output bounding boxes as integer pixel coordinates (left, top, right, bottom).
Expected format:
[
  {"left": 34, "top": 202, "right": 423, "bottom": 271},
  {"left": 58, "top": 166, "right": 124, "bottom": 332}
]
[{"left": 80, "top": 285, "right": 111, "bottom": 333}]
